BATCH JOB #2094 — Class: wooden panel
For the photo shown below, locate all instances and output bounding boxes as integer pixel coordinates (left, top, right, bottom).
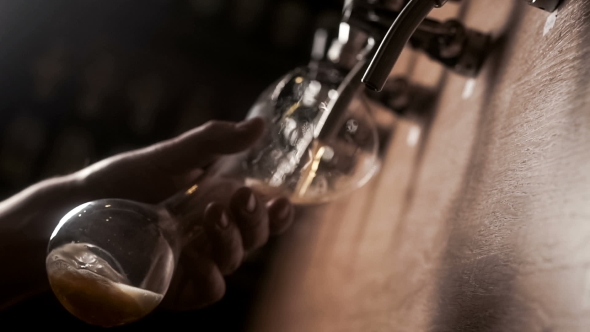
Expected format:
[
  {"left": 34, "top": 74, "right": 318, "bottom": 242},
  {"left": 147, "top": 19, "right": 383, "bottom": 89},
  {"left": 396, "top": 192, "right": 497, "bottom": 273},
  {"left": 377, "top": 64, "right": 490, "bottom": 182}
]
[{"left": 249, "top": 0, "right": 590, "bottom": 331}]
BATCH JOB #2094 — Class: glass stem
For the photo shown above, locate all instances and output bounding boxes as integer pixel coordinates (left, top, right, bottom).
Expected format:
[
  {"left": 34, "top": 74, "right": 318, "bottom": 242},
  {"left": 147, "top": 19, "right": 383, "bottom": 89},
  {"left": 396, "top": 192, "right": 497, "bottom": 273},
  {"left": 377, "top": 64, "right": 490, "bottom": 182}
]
[
  {"left": 157, "top": 174, "right": 209, "bottom": 249},
  {"left": 156, "top": 160, "right": 240, "bottom": 249}
]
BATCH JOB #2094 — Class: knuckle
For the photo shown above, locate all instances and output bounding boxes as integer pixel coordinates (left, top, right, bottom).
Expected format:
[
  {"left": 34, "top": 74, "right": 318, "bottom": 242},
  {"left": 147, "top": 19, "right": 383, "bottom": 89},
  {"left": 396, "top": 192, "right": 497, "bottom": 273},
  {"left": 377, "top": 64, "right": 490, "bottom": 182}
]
[{"left": 220, "top": 260, "right": 239, "bottom": 275}]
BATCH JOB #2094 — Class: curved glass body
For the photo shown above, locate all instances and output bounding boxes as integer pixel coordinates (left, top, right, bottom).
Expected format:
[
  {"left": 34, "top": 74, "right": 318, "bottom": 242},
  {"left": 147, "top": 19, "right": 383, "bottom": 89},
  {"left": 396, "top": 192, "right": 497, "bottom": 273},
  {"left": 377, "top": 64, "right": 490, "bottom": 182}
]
[
  {"left": 46, "top": 199, "right": 176, "bottom": 327},
  {"left": 218, "top": 62, "right": 380, "bottom": 204}
]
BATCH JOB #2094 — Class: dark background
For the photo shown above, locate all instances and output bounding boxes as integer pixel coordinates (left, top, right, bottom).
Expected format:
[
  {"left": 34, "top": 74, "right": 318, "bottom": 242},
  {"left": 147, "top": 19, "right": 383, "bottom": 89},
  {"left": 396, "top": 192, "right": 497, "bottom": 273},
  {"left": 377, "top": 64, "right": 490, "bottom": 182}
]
[
  {"left": 0, "top": 0, "right": 342, "bottom": 200},
  {"left": 0, "top": 0, "right": 341, "bottom": 330}
]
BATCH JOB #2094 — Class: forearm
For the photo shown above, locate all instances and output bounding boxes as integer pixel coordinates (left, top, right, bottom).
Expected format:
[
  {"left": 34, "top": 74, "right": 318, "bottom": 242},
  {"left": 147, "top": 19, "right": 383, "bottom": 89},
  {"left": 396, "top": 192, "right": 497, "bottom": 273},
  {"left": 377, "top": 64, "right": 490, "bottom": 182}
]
[{"left": 0, "top": 174, "right": 86, "bottom": 309}]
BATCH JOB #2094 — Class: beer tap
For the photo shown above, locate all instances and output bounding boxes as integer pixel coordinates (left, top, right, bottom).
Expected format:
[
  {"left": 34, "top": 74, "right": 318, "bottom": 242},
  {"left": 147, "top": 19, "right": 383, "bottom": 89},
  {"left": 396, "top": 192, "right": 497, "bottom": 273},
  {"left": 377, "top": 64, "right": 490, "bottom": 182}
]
[{"left": 359, "top": 0, "right": 561, "bottom": 92}]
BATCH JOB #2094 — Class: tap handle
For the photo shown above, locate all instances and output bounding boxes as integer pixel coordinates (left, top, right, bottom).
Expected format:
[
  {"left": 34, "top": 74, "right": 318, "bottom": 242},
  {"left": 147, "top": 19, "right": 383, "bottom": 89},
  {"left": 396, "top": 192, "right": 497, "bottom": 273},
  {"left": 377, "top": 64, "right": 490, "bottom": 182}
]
[{"left": 361, "top": 0, "right": 447, "bottom": 92}]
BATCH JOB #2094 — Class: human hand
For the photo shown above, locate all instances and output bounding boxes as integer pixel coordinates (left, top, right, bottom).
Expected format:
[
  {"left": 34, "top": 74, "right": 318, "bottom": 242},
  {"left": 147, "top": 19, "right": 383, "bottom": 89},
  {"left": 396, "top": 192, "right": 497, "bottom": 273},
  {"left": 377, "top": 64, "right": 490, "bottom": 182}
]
[
  {"left": 78, "top": 117, "right": 295, "bottom": 310},
  {"left": 0, "top": 118, "right": 294, "bottom": 310}
]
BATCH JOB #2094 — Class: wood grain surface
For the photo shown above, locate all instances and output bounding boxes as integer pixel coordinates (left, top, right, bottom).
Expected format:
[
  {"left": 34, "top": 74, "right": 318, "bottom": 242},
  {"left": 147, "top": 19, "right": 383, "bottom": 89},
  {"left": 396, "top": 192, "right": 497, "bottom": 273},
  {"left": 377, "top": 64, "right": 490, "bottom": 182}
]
[{"left": 248, "top": 1, "right": 590, "bottom": 331}]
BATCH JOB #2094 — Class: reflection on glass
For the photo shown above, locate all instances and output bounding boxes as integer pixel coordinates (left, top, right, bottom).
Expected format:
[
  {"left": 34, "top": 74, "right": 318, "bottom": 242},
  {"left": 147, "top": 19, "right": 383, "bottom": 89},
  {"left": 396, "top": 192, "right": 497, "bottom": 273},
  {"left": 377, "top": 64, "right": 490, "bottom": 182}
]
[
  {"left": 218, "top": 63, "right": 380, "bottom": 204},
  {"left": 46, "top": 200, "right": 175, "bottom": 327}
]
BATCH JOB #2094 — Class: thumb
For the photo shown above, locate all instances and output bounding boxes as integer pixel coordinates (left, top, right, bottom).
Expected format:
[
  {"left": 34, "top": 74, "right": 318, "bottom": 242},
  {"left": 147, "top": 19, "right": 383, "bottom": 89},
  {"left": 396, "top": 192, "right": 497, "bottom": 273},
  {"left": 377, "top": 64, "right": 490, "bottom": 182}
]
[{"left": 139, "top": 117, "right": 265, "bottom": 174}]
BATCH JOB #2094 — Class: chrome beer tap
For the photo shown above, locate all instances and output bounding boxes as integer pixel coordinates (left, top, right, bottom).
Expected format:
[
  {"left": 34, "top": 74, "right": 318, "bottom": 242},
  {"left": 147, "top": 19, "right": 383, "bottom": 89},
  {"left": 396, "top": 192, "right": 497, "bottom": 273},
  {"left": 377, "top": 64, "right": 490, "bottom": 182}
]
[{"left": 359, "top": 0, "right": 561, "bottom": 92}]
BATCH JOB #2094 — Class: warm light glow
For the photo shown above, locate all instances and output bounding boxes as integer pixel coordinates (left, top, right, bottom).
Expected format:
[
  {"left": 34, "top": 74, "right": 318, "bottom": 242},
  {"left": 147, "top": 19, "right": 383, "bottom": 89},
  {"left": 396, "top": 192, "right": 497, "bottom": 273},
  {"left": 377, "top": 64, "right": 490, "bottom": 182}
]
[
  {"left": 296, "top": 142, "right": 326, "bottom": 196},
  {"left": 283, "top": 101, "right": 301, "bottom": 119},
  {"left": 186, "top": 185, "right": 198, "bottom": 195}
]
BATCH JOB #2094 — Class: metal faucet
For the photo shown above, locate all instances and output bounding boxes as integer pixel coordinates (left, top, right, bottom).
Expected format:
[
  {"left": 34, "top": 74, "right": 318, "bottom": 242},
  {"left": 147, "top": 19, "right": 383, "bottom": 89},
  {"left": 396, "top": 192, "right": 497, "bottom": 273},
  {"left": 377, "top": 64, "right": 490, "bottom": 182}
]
[
  {"left": 358, "top": 0, "right": 562, "bottom": 91},
  {"left": 291, "top": 0, "right": 565, "bottom": 142}
]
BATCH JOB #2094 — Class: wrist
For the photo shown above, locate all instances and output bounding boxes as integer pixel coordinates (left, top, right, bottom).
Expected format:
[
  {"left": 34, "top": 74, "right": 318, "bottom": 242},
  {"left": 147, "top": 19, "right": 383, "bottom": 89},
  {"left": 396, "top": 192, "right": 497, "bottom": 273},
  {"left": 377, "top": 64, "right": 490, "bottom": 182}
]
[
  {"left": 0, "top": 173, "right": 86, "bottom": 308},
  {"left": 4, "top": 174, "right": 86, "bottom": 240}
]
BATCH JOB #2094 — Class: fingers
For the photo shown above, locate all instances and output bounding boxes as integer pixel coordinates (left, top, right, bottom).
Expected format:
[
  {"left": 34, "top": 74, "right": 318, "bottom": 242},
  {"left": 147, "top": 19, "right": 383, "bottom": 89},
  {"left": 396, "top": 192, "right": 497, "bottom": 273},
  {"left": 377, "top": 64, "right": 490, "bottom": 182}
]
[
  {"left": 161, "top": 248, "right": 225, "bottom": 311},
  {"left": 229, "top": 187, "right": 270, "bottom": 251},
  {"left": 203, "top": 203, "right": 244, "bottom": 275},
  {"left": 73, "top": 118, "right": 264, "bottom": 204},
  {"left": 267, "top": 197, "right": 294, "bottom": 235},
  {"left": 161, "top": 189, "right": 294, "bottom": 312},
  {"left": 140, "top": 117, "right": 265, "bottom": 174}
]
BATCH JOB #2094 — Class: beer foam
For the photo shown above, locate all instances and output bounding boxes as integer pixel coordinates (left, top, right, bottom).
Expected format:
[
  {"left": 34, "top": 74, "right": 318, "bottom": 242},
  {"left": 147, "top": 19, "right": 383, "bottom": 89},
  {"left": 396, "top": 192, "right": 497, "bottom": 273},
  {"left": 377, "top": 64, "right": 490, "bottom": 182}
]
[{"left": 47, "top": 243, "right": 163, "bottom": 327}]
